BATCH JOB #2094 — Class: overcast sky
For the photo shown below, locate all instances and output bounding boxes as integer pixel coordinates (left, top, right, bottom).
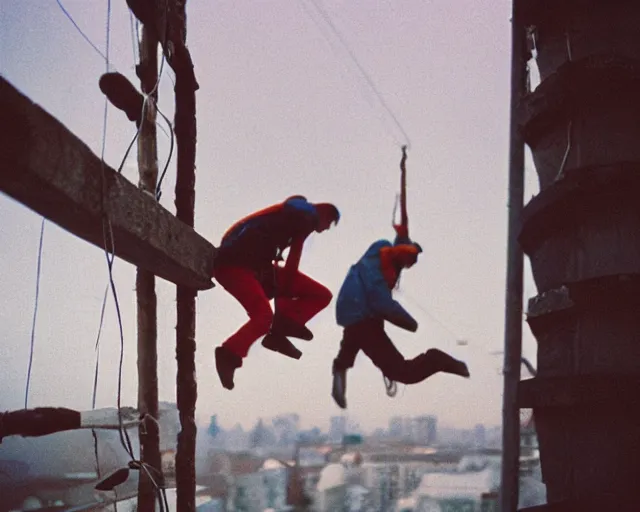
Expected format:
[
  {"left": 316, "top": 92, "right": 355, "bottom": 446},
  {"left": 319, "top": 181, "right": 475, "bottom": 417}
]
[{"left": 0, "top": 0, "right": 540, "bottom": 434}]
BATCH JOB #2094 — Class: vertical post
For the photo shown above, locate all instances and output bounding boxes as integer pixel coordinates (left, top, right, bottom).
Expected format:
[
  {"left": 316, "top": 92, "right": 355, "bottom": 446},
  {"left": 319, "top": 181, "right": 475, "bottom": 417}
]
[
  {"left": 500, "top": 1, "right": 527, "bottom": 511},
  {"left": 136, "top": 25, "right": 163, "bottom": 512},
  {"left": 170, "top": 1, "right": 199, "bottom": 511},
  {"left": 287, "top": 442, "right": 303, "bottom": 508}
]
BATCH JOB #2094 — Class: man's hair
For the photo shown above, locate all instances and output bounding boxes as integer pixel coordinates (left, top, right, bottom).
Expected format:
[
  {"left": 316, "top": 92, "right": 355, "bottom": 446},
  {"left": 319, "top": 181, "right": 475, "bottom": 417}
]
[
  {"left": 394, "top": 234, "right": 422, "bottom": 253},
  {"left": 285, "top": 195, "right": 308, "bottom": 202}
]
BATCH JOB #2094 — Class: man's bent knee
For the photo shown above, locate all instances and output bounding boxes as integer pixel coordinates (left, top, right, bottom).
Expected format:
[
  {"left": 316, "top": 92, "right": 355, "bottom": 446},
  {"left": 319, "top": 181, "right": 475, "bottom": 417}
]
[{"left": 316, "top": 284, "right": 333, "bottom": 309}]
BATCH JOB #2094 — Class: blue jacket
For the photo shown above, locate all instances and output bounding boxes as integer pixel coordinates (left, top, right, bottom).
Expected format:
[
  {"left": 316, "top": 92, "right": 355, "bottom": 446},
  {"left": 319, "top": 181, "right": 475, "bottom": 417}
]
[{"left": 335, "top": 240, "right": 418, "bottom": 331}]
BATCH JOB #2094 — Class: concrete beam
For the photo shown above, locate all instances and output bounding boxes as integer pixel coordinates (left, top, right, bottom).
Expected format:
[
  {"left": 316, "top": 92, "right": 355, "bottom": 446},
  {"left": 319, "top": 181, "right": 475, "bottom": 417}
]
[{"left": 0, "top": 77, "right": 215, "bottom": 290}]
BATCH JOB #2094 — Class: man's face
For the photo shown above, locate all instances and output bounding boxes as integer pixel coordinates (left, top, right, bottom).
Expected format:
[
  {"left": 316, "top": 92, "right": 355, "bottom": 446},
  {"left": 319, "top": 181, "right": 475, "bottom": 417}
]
[
  {"left": 315, "top": 215, "right": 334, "bottom": 233},
  {"left": 403, "top": 254, "right": 418, "bottom": 268},
  {"left": 397, "top": 248, "right": 419, "bottom": 269}
]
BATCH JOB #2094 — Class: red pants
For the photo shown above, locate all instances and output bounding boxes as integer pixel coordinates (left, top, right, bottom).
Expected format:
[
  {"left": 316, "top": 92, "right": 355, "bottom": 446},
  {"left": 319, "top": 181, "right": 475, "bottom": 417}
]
[{"left": 214, "top": 265, "right": 332, "bottom": 358}]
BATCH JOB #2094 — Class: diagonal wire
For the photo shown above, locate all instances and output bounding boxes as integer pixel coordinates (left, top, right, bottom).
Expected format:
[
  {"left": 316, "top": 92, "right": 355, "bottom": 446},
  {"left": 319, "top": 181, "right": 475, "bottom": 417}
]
[
  {"left": 24, "top": 218, "right": 46, "bottom": 409},
  {"left": 92, "top": 284, "right": 110, "bottom": 409},
  {"left": 129, "top": 10, "right": 139, "bottom": 68},
  {"left": 300, "top": 0, "right": 412, "bottom": 148},
  {"left": 56, "top": 0, "right": 108, "bottom": 62}
]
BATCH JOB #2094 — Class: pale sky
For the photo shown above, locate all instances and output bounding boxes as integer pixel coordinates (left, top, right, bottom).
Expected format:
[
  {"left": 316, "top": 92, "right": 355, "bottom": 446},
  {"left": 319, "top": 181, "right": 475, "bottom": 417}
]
[{"left": 0, "top": 0, "right": 540, "bottom": 434}]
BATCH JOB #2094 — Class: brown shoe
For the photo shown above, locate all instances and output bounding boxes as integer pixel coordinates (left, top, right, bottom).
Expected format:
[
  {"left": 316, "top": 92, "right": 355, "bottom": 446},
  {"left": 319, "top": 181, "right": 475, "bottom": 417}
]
[
  {"left": 262, "top": 333, "right": 302, "bottom": 360},
  {"left": 215, "top": 346, "right": 243, "bottom": 390},
  {"left": 271, "top": 314, "right": 314, "bottom": 341},
  {"left": 426, "top": 348, "right": 470, "bottom": 378},
  {"left": 331, "top": 361, "right": 347, "bottom": 409}
]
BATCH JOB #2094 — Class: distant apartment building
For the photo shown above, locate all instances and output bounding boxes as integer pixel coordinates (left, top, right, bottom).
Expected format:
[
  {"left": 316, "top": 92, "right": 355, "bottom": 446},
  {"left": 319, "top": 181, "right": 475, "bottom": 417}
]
[
  {"left": 473, "top": 424, "right": 487, "bottom": 449},
  {"left": 272, "top": 414, "right": 300, "bottom": 447},
  {"left": 387, "top": 415, "right": 437, "bottom": 445},
  {"left": 403, "top": 418, "right": 414, "bottom": 441},
  {"left": 388, "top": 416, "right": 404, "bottom": 438},
  {"left": 313, "top": 461, "right": 375, "bottom": 512},
  {"left": 230, "top": 461, "right": 290, "bottom": 512},
  {"left": 360, "top": 453, "right": 462, "bottom": 510},
  {"left": 312, "top": 449, "right": 463, "bottom": 512},
  {"left": 412, "top": 416, "right": 437, "bottom": 446},
  {"left": 394, "top": 457, "right": 501, "bottom": 512},
  {"left": 329, "top": 416, "right": 347, "bottom": 444}
]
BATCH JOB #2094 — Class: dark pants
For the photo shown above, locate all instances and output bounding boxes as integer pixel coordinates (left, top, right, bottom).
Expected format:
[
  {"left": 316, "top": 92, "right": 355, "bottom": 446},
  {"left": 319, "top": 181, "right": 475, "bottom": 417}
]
[{"left": 334, "top": 318, "right": 440, "bottom": 385}]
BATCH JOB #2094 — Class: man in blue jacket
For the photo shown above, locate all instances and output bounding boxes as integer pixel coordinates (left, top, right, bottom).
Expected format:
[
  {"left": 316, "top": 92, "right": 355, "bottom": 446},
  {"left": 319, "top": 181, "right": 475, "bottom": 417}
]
[{"left": 330, "top": 235, "right": 470, "bottom": 409}]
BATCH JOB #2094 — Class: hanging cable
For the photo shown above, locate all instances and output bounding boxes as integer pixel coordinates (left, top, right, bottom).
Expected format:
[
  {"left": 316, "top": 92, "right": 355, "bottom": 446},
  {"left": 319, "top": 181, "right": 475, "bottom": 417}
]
[
  {"left": 56, "top": 0, "right": 108, "bottom": 62},
  {"left": 56, "top": 0, "right": 172, "bottom": 503},
  {"left": 95, "top": 4, "right": 169, "bottom": 507},
  {"left": 90, "top": 284, "right": 109, "bottom": 481},
  {"left": 155, "top": 104, "right": 175, "bottom": 200},
  {"left": 555, "top": 119, "right": 573, "bottom": 181},
  {"left": 92, "top": 284, "right": 110, "bottom": 409},
  {"left": 397, "top": 287, "right": 511, "bottom": 378},
  {"left": 100, "top": 210, "right": 169, "bottom": 509},
  {"left": 56, "top": 0, "right": 141, "bottom": 76},
  {"left": 299, "top": 0, "right": 412, "bottom": 148},
  {"left": 92, "top": 429, "right": 101, "bottom": 479},
  {"left": 100, "top": 43, "right": 171, "bottom": 466},
  {"left": 24, "top": 218, "right": 46, "bottom": 410},
  {"left": 397, "top": 289, "right": 462, "bottom": 342},
  {"left": 96, "top": 0, "right": 136, "bottom": 466},
  {"left": 97, "top": 190, "right": 136, "bottom": 462},
  {"left": 49, "top": 0, "right": 169, "bottom": 506},
  {"left": 129, "top": 11, "right": 139, "bottom": 68},
  {"left": 93, "top": 0, "right": 120, "bottom": 467}
]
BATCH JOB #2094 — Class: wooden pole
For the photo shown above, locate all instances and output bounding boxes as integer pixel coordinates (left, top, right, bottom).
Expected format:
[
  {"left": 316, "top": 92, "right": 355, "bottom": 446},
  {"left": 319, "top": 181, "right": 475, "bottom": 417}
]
[
  {"left": 170, "top": 1, "right": 199, "bottom": 510},
  {"left": 136, "top": 25, "right": 163, "bottom": 512},
  {"left": 500, "top": 1, "right": 527, "bottom": 511}
]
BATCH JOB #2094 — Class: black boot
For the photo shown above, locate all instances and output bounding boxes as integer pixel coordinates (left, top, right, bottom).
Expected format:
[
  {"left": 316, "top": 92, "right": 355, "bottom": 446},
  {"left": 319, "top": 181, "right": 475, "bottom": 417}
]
[
  {"left": 426, "top": 348, "right": 470, "bottom": 378},
  {"left": 331, "top": 360, "right": 347, "bottom": 409},
  {"left": 271, "top": 314, "right": 314, "bottom": 341},
  {"left": 215, "top": 346, "right": 243, "bottom": 390},
  {"left": 262, "top": 333, "right": 302, "bottom": 360}
]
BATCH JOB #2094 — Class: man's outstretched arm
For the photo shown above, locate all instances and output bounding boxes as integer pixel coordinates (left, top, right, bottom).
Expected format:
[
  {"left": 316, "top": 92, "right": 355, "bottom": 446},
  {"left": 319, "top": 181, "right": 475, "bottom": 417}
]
[{"left": 280, "top": 236, "right": 305, "bottom": 293}]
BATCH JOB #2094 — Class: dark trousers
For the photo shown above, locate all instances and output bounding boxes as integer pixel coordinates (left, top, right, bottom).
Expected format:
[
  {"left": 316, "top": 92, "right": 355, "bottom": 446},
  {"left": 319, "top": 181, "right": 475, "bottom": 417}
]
[{"left": 334, "top": 318, "right": 440, "bottom": 385}]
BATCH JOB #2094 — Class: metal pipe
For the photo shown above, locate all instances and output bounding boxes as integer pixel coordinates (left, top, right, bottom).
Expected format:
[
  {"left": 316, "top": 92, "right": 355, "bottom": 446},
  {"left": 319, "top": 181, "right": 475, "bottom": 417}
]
[{"left": 500, "top": 1, "right": 528, "bottom": 510}]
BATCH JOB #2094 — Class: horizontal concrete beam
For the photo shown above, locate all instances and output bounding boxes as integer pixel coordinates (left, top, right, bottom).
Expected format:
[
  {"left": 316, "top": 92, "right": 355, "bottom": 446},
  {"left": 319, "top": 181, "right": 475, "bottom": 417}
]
[{"left": 0, "top": 77, "right": 215, "bottom": 290}]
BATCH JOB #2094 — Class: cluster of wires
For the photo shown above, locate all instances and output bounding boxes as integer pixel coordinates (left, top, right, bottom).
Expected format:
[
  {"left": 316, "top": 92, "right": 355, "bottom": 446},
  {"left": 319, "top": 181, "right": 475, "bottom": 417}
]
[
  {"left": 299, "top": 0, "right": 411, "bottom": 150},
  {"left": 96, "top": 1, "right": 171, "bottom": 509},
  {"left": 22, "top": 1, "right": 176, "bottom": 509}
]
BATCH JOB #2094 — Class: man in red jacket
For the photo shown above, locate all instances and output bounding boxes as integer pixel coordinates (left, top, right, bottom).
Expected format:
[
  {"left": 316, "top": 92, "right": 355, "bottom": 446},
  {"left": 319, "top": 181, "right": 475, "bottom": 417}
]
[{"left": 213, "top": 196, "right": 340, "bottom": 390}]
